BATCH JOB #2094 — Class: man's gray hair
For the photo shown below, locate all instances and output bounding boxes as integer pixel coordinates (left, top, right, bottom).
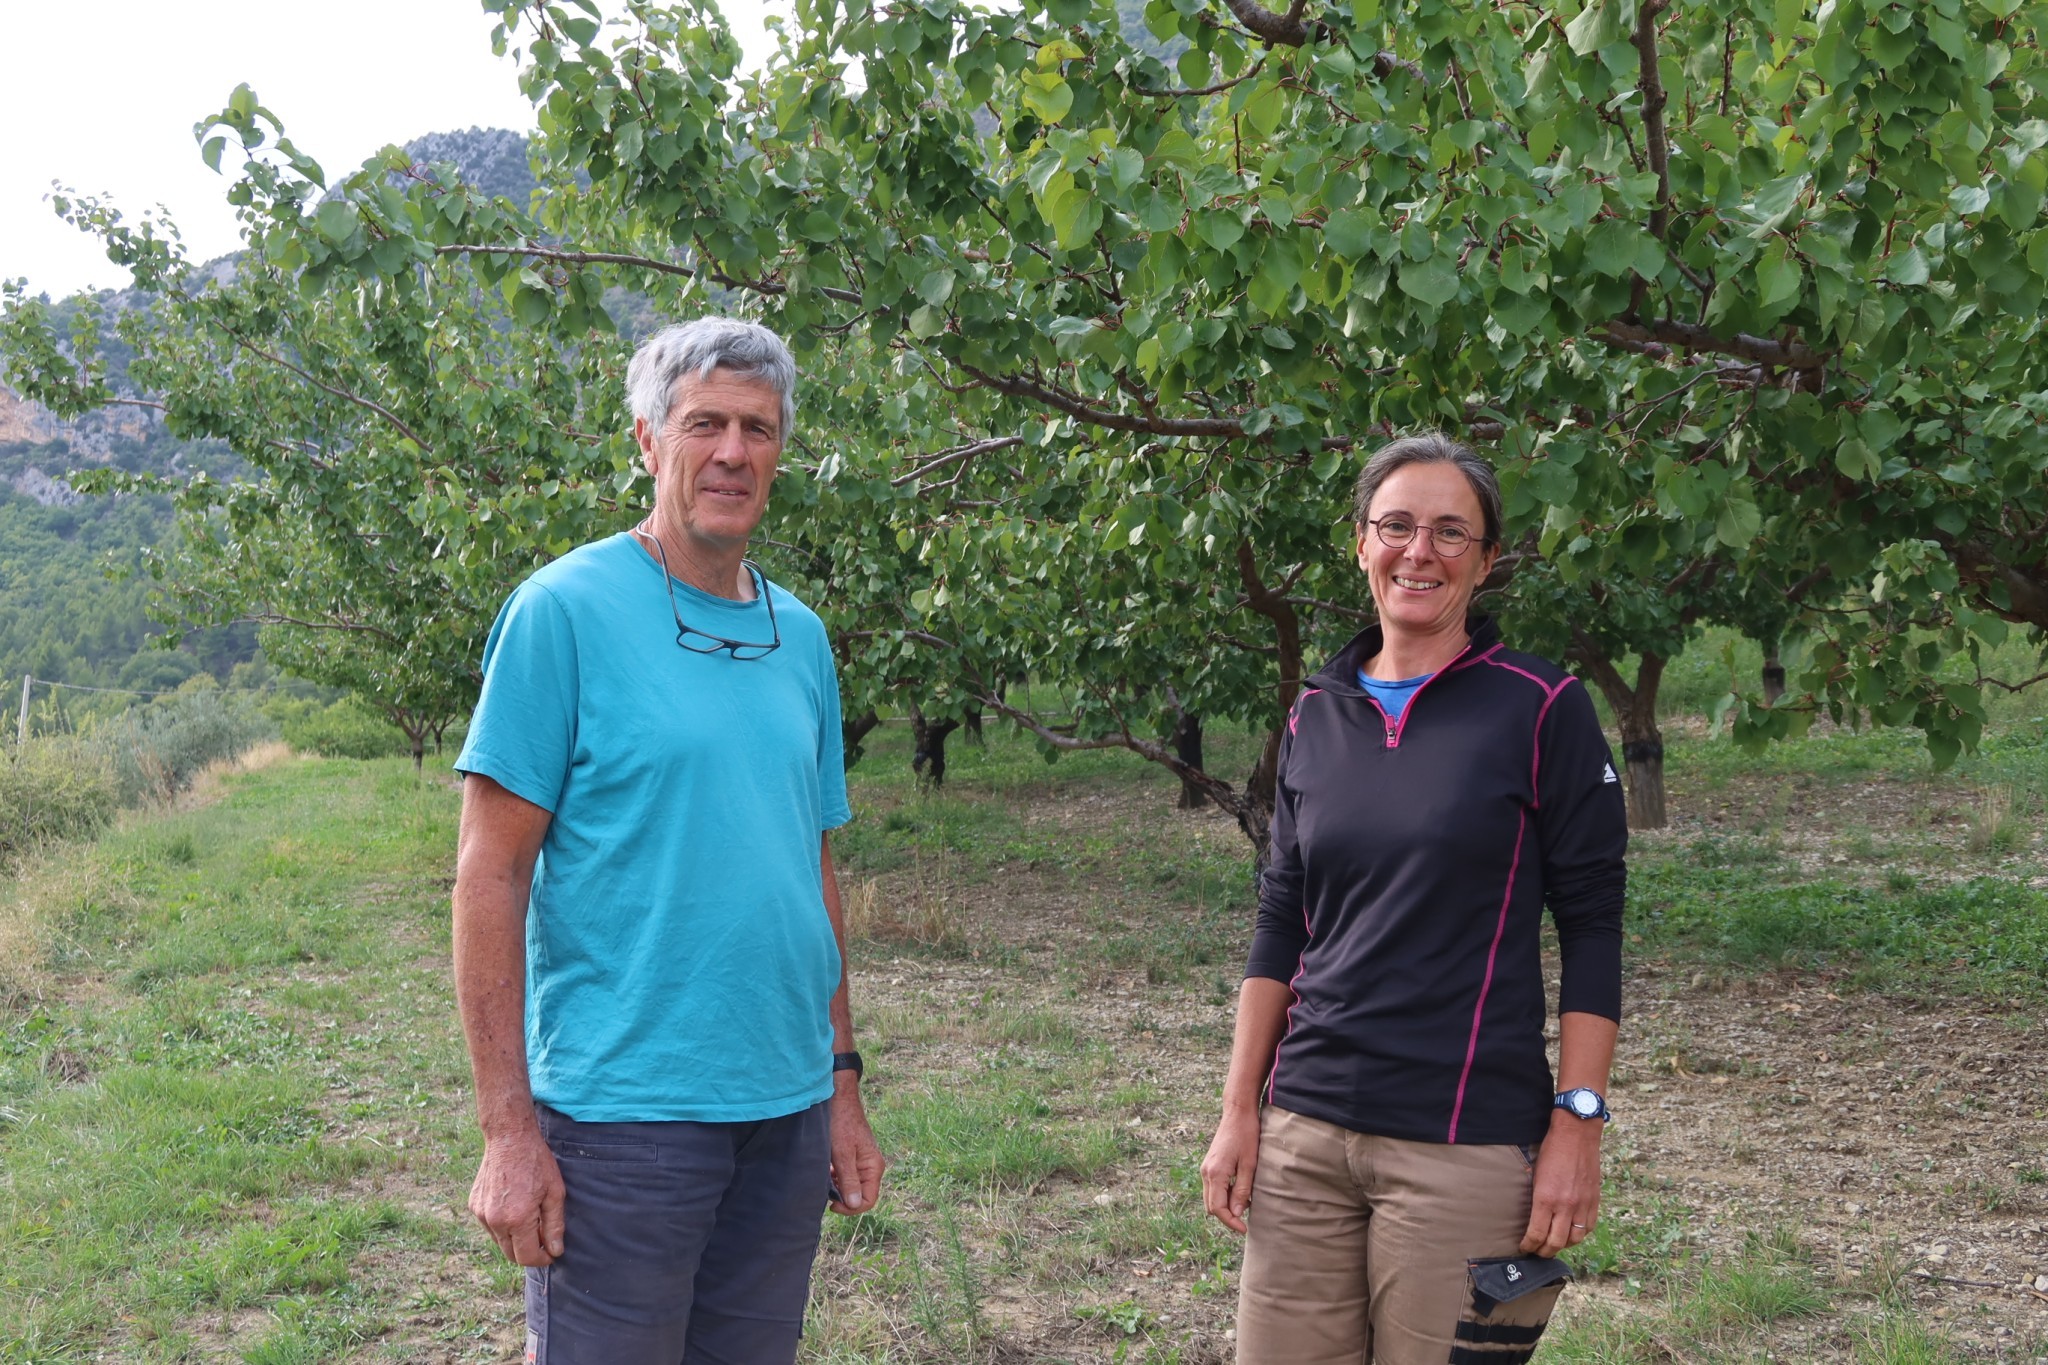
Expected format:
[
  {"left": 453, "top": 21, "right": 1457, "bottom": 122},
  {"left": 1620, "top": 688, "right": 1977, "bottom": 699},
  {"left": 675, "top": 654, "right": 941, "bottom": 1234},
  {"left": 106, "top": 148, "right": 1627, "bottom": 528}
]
[
  {"left": 626, "top": 317, "right": 797, "bottom": 439},
  {"left": 1351, "top": 431, "right": 1503, "bottom": 547}
]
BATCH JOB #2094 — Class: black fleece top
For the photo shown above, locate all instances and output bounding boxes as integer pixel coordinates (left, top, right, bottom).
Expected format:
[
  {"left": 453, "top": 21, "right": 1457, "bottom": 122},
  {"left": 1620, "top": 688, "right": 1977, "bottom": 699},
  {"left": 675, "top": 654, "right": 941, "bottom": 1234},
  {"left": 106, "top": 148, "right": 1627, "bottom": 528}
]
[{"left": 1248, "top": 616, "right": 1627, "bottom": 1147}]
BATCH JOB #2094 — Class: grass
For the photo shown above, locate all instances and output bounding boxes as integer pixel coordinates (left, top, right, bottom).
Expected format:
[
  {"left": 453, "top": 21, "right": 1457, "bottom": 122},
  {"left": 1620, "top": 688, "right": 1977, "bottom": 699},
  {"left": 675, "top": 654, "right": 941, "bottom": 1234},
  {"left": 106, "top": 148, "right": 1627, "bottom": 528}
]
[
  {"left": 0, "top": 702, "right": 2042, "bottom": 1360},
  {"left": 0, "top": 753, "right": 491, "bottom": 1361}
]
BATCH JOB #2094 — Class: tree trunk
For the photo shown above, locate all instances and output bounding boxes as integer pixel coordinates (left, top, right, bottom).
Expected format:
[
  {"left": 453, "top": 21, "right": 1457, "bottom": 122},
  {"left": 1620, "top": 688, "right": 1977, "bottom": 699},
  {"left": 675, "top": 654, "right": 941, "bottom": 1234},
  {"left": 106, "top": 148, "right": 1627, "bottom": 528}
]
[
  {"left": 842, "top": 709, "right": 881, "bottom": 768},
  {"left": 391, "top": 708, "right": 429, "bottom": 773},
  {"left": 1171, "top": 711, "right": 1208, "bottom": 809},
  {"left": 1760, "top": 652, "right": 1786, "bottom": 705},
  {"left": 1954, "top": 541, "right": 2048, "bottom": 632},
  {"left": 910, "top": 708, "right": 960, "bottom": 791},
  {"left": 1234, "top": 538, "right": 1306, "bottom": 869},
  {"left": 1568, "top": 633, "right": 1669, "bottom": 829},
  {"left": 1237, "top": 723, "right": 1283, "bottom": 874}
]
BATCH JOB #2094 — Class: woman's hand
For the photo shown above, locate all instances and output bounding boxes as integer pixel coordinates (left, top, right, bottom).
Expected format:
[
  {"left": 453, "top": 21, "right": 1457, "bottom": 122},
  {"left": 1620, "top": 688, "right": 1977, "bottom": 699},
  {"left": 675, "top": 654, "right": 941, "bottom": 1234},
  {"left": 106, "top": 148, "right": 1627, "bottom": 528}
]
[
  {"left": 1520, "top": 1111, "right": 1602, "bottom": 1257},
  {"left": 1201, "top": 1107, "right": 1262, "bottom": 1233}
]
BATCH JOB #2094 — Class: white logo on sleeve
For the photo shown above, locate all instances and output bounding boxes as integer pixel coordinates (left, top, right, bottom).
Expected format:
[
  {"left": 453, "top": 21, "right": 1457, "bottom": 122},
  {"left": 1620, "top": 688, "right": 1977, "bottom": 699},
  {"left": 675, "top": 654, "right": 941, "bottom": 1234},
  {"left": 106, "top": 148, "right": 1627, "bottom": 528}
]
[{"left": 1602, "top": 762, "right": 1619, "bottom": 784}]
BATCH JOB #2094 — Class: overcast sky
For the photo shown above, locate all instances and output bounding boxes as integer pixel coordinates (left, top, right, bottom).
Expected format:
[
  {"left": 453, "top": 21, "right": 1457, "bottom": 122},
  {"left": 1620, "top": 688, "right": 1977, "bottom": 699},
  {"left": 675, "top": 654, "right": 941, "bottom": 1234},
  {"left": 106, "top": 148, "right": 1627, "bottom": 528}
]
[{"left": 2, "top": 0, "right": 776, "bottom": 300}]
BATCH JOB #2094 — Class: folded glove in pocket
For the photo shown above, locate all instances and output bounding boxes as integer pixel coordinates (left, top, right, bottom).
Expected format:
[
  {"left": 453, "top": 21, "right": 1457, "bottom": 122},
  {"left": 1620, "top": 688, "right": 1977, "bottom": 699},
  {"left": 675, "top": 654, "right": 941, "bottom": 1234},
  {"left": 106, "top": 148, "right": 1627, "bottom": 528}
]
[{"left": 1464, "top": 1255, "right": 1573, "bottom": 1319}]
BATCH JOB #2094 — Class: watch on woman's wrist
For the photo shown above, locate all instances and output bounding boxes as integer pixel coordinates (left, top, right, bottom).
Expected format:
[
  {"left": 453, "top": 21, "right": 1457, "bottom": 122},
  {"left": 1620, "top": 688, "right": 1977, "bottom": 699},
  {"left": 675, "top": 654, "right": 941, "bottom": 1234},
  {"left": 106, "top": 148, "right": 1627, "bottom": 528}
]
[{"left": 1553, "top": 1087, "right": 1611, "bottom": 1122}]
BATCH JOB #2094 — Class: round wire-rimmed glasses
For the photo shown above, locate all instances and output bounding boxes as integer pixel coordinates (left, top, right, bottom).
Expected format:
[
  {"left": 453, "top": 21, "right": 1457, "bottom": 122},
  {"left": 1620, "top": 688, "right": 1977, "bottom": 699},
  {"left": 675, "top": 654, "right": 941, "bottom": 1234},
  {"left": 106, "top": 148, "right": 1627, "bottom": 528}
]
[
  {"left": 638, "top": 530, "right": 781, "bottom": 660},
  {"left": 1365, "top": 516, "right": 1491, "bottom": 559}
]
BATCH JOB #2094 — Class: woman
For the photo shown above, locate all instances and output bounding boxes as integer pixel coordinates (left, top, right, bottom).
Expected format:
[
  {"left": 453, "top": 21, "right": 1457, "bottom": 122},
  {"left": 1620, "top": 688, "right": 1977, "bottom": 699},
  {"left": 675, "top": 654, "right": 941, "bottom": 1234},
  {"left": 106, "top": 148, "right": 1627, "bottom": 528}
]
[{"left": 1201, "top": 433, "right": 1627, "bottom": 1364}]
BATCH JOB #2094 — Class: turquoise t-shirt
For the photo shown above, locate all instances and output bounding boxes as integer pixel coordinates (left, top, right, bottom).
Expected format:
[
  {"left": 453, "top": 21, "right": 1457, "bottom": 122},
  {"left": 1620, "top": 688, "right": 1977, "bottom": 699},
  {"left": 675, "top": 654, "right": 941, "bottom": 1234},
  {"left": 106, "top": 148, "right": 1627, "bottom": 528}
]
[
  {"left": 1357, "top": 668, "right": 1433, "bottom": 723},
  {"left": 456, "top": 533, "right": 852, "bottom": 1122}
]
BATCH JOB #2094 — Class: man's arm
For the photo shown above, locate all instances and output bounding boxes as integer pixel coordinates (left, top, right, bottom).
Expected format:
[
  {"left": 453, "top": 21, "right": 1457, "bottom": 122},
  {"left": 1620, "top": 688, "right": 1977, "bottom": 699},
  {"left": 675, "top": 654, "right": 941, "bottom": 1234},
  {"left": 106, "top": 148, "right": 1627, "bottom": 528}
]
[
  {"left": 820, "top": 833, "right": 886, "bottom": 1214},
  {"left": 452, "top": 772, "right": 564, "bottom": 1266}
]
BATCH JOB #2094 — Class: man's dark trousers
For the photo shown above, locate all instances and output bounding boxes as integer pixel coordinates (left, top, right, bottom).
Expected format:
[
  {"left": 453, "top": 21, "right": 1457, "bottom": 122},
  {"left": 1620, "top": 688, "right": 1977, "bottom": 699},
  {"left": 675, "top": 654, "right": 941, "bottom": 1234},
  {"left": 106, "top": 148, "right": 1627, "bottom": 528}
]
[{"left": 524, "top": 1100, "right": 831, "bottom": 1364}]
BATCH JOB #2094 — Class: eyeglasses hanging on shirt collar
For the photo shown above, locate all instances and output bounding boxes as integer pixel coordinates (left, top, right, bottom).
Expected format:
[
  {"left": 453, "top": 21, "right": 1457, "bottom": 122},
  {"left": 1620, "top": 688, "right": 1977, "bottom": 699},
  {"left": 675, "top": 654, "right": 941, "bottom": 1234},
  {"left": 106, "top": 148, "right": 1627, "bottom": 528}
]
[{"left": 633, "top": 526, "right": 782, "bottom": 661}]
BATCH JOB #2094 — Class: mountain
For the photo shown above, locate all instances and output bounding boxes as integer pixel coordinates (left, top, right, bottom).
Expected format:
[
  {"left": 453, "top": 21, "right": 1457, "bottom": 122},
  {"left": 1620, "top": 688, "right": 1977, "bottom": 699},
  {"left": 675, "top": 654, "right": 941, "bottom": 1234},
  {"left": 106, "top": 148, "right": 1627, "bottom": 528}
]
[
  {"left": 398, "top": 126, "right": 539, "bottom": 204},
  {"left": 1, "top": 127, "right": 544, "bottom": 692}
]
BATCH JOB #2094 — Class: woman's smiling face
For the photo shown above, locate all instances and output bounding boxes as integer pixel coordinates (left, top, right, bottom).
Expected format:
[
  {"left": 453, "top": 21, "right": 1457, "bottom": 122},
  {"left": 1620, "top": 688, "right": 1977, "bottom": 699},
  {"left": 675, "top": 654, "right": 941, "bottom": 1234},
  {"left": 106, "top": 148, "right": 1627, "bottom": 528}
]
[{"left": 1356, "top": 461, "right": 1499, "bottom": 645}]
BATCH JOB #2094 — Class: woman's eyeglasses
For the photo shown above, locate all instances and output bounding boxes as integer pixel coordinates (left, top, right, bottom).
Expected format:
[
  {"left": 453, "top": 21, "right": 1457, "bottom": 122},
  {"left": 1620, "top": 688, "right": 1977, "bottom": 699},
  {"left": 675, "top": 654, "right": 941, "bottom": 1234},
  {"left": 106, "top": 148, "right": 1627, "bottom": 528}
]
[{"left": 1365, "top": 517, "right": 1491, "bottom": 558}]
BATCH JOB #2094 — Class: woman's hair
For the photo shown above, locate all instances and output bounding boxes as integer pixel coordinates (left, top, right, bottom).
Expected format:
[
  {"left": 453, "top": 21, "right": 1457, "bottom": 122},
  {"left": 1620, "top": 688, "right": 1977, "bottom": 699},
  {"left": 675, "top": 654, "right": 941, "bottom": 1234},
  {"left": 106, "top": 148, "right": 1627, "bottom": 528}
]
[
  {"left": 626, "top": 317, "right": 797, "bottom": 440},
  {"left": 1350, "top": 431, "right": 1503, "bottom": 547}
]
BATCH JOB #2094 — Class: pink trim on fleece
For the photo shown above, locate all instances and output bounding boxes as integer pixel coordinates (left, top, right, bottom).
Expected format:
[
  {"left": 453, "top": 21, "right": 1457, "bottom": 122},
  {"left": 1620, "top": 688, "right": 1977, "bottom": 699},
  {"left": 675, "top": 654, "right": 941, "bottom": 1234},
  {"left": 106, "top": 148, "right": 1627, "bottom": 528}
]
[
  {"left": 1265, "top": 903, "right": 1314, "bottom": 1104},
  {"left": 1478, "top": 657, "right": 1575, "bottom": 807},
  {"left": 1446, "top": 806, "right": 1527, "bottom": 1143}
]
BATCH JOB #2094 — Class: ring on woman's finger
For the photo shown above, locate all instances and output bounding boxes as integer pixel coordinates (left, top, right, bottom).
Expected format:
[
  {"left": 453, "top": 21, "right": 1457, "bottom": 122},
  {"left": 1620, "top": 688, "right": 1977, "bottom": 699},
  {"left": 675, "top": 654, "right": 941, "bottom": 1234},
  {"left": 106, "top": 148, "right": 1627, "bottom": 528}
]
[{"left": 1571, "top": 1223, "right": 1586, "bottom": 1229}]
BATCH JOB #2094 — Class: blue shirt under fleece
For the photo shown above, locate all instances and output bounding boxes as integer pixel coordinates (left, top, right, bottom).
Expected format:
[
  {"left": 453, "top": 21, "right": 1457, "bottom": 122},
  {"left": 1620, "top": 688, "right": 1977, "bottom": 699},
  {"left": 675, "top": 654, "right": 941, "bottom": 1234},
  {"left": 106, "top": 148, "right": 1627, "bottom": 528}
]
[
  {"left": 456, "top": 533, "right": 852, "bottom": 1123},
  {"left": 1357, "top": 669, "right": 1433, "bottom": 722}
]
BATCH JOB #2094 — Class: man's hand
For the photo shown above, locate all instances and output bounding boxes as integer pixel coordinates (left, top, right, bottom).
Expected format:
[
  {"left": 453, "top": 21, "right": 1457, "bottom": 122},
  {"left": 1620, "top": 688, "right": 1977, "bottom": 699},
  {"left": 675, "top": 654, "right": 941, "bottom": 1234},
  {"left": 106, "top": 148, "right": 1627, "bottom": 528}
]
[
  {"left": 1200, "top": 1106, "right": 1261, "bottom": 1234},
  {"left": 470, "top": 1125, "right": 567, "bottom": 1266},
  {"left": 827, "top": 1075, "right": 886, "bottom": 1216},
  {"left": 1520, "top": 1111, "right": 1602, "bottom": 1257}
]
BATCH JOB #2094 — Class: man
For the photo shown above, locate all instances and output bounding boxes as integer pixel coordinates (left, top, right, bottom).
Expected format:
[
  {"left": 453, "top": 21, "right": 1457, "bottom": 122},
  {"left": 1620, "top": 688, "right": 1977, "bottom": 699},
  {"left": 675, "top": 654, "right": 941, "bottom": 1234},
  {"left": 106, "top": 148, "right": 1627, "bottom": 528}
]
[{"left": 451, "top": 317, "right": 885, "bottom": 1364}]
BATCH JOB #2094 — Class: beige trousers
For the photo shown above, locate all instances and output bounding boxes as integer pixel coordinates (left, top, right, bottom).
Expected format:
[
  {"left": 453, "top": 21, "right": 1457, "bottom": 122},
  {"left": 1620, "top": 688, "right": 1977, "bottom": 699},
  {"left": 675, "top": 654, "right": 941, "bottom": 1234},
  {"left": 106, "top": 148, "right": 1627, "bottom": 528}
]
[{"left": 1236, "top": 1107, "right": 1568, "bottom": 1365}]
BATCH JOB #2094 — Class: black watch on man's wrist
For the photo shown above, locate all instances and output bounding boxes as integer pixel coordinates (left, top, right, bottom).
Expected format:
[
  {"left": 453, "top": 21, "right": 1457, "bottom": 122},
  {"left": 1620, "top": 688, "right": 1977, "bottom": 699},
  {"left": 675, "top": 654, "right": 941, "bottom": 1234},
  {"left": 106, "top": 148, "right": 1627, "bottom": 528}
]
[{"left": 832, "top": 1050, "right": 864, "bottom": 1078}]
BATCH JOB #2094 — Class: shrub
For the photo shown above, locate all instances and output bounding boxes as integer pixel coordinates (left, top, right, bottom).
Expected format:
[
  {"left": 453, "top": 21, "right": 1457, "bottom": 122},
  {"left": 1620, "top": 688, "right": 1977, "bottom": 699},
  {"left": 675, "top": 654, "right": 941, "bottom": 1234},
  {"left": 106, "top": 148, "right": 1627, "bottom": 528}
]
[
  {"left": 274, "top": 696, "right": 408, "bottom": 760},
  {"left": 93, "top": 681, "right": 278, "bottom": 805},
  {"left": 0, "top": 739, "right": 118, "bottom": 869}
]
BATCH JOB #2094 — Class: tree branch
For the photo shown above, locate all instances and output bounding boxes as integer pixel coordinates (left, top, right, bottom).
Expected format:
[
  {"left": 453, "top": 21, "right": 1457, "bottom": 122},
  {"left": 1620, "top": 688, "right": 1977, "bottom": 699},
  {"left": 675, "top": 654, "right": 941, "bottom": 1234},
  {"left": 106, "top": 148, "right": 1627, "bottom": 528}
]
[
  {"left": 228, "top": 336, "right": 434, "bottom": 452},
  {"left": 1634, "top": 0, "right": 1674, "bottom": 241},
  {"left": 1285, "top": 595, "right": 1375, "bottom": 621},
  {"left": 434, "top": 242, "right": 864, "bottom": 305},
  {"left": 1594, "top": 318, "right": 1825, "bottom": 372},
  {"left": 1133, "top": 56, "right": 1267, "bottom": 98},
  {"left": 1219, "top": 0, "right": 1309, "bottom": 46},
  {"left": 975, "top": 687, "right": 1246, "bottom": 815},
  {"left": 889, "top": 436, "right": 1025, "bottom": 488},
  {"left": 240, "top": 610, "right": 401, "bottom": 643},
  {"left": 958, "top": 363, "right": 1245, "bottom": 437}
]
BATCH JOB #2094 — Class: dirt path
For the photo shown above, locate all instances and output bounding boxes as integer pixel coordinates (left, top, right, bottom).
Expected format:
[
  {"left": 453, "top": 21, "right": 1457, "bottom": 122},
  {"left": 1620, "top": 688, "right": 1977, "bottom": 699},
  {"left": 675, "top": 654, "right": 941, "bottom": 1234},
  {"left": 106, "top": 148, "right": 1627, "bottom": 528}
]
[{"left": 833, "top": 769, "right": 2048, "bottom": 1361}]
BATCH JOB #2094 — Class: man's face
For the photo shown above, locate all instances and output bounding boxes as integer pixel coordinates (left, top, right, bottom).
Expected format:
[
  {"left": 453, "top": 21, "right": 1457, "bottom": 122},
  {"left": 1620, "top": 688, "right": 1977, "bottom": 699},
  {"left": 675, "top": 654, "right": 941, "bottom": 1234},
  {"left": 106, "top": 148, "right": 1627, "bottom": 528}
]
[{"left": 635, "top": 368, "right": 784, "bottom": 553}]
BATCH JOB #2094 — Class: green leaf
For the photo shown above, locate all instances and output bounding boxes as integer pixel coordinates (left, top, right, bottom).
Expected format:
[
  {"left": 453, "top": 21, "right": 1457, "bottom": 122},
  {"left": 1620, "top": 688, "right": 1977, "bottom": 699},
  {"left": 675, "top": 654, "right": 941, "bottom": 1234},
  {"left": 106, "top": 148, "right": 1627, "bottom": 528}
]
[
  {"left": 1714, "top": 496, "right": 1762, "bottom": 549},
  {"left": 1949, "top": 184, "right": 1991, "bottom": 215},
  {"left": 1037, "top": 38, "right": 1084, "bottom": 68},
  {"left": 313, "top": 199, "right": 360, "bottom": 247},
  {"left": 1564, "top": 0, "right": 1628, "bottom": 55},
  {"left": 1396, "top": 257, "right": 1459, "bottom": 307},
  {"left": 1019, "top": 74, "right": 1074, "bottom": 124},
  {"left": 1833, "top": 437, "right": 1875, "bottom": 481},
  {"left": 1756, "top": 240, "right": 1801, "bottom": 308},
  {"left": 1748, "top": 174, "right": 1810, "bottom": 235},
  {"left": 1885, "top": 246, "right": 1930, "bottom": 286},
  {"left": 1105, "top": 147, "right": 1145, "bottom": 192},
  {"left": 1198, "top": 211, "right": 1245, "bottom": 250},
  {"left": 1324, "top": 209, "right": 1376, "bottom": 260},
  {"left": 1584, "top": 220, "right": 1641, "bottom": 278},
  {"left": 512, "top": 285, "right": 553, "bottom": 326},
  {"left": 909, "top": 304, "right": 946, "bottom": 338},
  {"left": 1243, "top": 82, "right": 1285, "bottom": 137},
  {"left": 917, "top": 269, "right": 956, "bottom": 305}
]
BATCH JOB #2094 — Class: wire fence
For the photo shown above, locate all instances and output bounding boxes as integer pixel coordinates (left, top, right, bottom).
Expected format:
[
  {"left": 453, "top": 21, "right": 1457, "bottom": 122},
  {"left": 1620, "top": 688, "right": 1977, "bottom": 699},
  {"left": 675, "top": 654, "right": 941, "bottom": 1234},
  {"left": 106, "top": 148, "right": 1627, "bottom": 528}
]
[{"left": 10, "top": 675, "right": 180, "bottom": 749}]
